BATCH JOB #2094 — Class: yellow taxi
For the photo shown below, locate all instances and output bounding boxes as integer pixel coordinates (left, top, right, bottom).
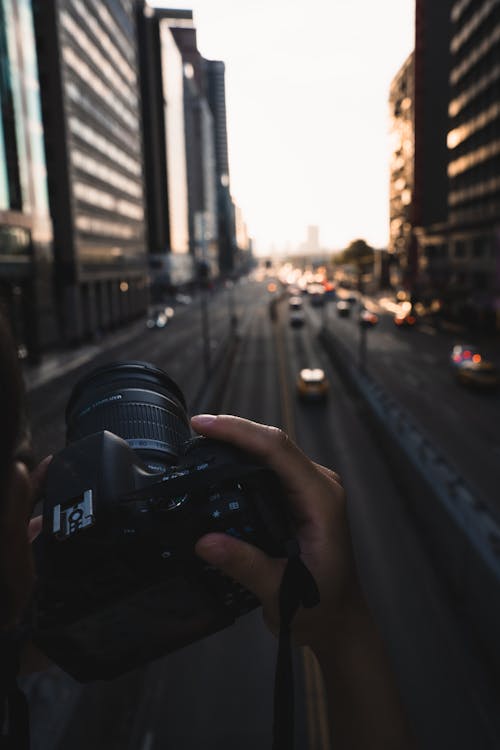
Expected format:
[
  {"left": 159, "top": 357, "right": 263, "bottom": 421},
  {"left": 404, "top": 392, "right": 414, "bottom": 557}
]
[{"left": 296, "top": 368, "right": 329, "bottom": 400}]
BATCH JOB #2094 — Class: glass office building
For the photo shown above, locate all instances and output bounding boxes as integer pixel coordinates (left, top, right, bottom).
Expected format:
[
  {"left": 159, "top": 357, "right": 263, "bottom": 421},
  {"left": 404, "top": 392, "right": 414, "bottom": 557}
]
[
  {"left": 446, "top": 0, "right": 500, "bottom": 321},
  {"left": 0, "top": 0, "right": 56, "bottom": 357},
  {"left": 137, "top": 6, "right": 194, "bottom": 292},
  {"left": 417, "top": 0, "right": 500, "bottom": 327},
  {"left": 166, "top": 13, "right": 219, "bottom": 277},
  {"left": 34, "top": 0, "right": 147, "bottom": 342},
  {"left": 160, "top": 20, "right": 190, "bottom": 257}
]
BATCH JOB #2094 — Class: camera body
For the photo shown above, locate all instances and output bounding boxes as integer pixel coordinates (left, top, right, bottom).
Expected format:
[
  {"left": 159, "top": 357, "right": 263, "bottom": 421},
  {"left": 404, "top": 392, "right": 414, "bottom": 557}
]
[{"left": 33, "top": 364, "right": 291, "bottom": 681}]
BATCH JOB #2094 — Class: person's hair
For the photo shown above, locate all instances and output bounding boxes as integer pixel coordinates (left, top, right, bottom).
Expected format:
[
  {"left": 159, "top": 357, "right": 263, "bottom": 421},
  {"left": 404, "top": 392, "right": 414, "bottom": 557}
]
[{"left": 0, "top": 313, "right": 24, "bottom": 507}]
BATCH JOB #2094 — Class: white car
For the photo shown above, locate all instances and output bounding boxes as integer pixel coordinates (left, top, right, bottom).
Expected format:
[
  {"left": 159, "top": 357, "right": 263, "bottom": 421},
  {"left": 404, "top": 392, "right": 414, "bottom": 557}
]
[{"left": 289, "top": 296, "right": 303, "bottom": 310}]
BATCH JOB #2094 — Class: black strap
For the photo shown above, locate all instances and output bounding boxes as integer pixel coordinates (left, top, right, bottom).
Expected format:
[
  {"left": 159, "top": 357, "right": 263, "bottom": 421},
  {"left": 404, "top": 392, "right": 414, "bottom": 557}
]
[
  {"left": 0, "top": 629, "right": 30, "bottom": 749},
  {"left": 272, "top": 540, "right": 320, "bottom": 750}
]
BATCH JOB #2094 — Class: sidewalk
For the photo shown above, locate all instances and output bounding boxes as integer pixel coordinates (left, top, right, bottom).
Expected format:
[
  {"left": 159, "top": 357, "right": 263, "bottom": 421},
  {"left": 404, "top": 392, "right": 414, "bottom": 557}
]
[
  {"left": 22, "top": 318, "right": 146, "bottom": 392},
  {"left": 22, "top": 286, "right": 233, "bottom": 392}
]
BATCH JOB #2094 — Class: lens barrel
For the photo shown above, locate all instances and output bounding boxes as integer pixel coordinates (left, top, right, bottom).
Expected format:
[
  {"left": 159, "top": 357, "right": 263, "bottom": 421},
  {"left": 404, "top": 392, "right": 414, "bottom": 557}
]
[{"left": 66, "top": 362, "right": 190, "bottom": 469}]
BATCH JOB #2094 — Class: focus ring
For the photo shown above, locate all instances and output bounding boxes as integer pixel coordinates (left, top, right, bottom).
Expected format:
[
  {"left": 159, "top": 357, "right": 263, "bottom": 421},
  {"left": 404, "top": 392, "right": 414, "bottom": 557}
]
[{"left": 69, "top": 402, "right": 189, "bottom": 451}]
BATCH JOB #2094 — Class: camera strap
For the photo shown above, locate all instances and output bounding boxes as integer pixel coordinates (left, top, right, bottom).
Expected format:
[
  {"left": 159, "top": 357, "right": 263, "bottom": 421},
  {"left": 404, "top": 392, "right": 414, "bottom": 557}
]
[
  {"left": 273, "top": 540, "right": 320, "bottom": 750},
  {"left": 0, "top": 627, "right": 30, "bottom": 749}
]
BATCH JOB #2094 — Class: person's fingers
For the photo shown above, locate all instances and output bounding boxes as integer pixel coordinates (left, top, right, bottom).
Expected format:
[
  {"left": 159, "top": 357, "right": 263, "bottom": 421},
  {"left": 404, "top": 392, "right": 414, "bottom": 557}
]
[
  {"left": 10, "top": 462, "right": 33, "bottom": 521},
  {"left": 28, "top": 516, "right": 42, "bottom": 544},
  {"left": 191, "top": 415, "right": 340, "bottom": 522},
  {"left": 195, "top": 532, "right": 285, "bottom": 603},
  {"left": 30, "top": 455, "right": 52, "bottom": 507},
  {"left": 314, "top": 463, "right": 343, "bottom": 487}
]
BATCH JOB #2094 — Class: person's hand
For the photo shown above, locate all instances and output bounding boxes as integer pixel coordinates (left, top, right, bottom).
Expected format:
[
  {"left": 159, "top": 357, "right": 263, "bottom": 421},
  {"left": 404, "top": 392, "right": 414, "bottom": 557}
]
[
  {"left": 191, "top": 416, "right": 417, "bottom": 749},
  {"left": 191, "top": 415, "right": 363, "bottom": 655},
  {"left": 20, "top": 455, "right": 52, "bottom": 674},
  {"left": 27, "top": 454, "right": 52, "bottom": 544},
  {"left": 1, "top": 455, "right": 51, "bottom": 627}
]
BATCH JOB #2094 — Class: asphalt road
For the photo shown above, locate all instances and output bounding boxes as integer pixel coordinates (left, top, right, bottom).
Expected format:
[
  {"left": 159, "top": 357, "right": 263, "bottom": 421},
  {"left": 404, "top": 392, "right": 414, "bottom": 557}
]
[
  {"left": 23, "top": 279, "right": 500, "bottom": 749},
  {"left": 310, "top": 295, "right": 500, "bottom": 517}
]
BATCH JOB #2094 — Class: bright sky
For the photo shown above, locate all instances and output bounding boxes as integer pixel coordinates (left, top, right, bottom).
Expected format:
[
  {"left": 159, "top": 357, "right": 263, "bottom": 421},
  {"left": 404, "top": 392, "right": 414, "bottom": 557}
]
[{"left": 151, "top": 1, "right": 415, "bottom": 254}]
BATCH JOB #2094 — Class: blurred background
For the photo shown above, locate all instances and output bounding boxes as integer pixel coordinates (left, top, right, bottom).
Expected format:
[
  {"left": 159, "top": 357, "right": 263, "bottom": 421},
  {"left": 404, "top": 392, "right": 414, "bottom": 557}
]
[{"left": 2, "top": 0, "right": 500, "bottom": 747}]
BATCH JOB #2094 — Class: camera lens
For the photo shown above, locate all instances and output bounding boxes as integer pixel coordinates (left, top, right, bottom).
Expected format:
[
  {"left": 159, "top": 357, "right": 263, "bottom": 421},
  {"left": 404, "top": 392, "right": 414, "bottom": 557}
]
[{"left": 66, "top": 361, "right": 190, "bottom": 470}]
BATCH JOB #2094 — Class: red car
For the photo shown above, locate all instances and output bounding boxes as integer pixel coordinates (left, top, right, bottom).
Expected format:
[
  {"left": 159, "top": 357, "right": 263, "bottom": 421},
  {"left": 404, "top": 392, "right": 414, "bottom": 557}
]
[{"left": 394, "top": 312, "right": 417, "bottom": 328}]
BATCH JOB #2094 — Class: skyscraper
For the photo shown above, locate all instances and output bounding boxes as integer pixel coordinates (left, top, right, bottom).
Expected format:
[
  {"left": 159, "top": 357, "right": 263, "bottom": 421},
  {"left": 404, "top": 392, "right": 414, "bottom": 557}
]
[
  {"left": 388, "top": 52, "right": 415, "bottom": 287},
  {"left": 139, "top": 5, "right": 193, "bottom": 290},
  {"left": 138, "top": 6, "right": 219, "bottom": 284},
  {"left": 205, "top": 58, "right": 238, "bottom": 274},
  {"left": 445, "top": 0, "right": 500, "bottom": 325},
  {"left": 389, "top": 0, "right": 453, "bottom": 293},
  {"left": 33, "top": 0, "right": 148, "bottom": 342},
  {"left": 205, "top": 60, "right": 230, "bottom": 185},
  {"left": 413, "top": 0, "right": 500, "bottom": 327},
  {"left": 0, "top": 0, "right": 56, "bottom": 358},
  {"left": 307, "top": 225, "right": 320, "bottom": 254},
  {"left": 165, "top": 11, "right": 219, "bottom": 277}
]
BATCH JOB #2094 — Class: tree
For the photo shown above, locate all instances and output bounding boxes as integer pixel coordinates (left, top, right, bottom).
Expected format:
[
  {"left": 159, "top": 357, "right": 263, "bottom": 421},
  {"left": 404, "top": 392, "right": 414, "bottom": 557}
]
[
  {"left": 337, "top": 239, "right": 375, "bottom": 267},
  {"left": 333, "top": 239, "right": 375, "bottom": 292}
]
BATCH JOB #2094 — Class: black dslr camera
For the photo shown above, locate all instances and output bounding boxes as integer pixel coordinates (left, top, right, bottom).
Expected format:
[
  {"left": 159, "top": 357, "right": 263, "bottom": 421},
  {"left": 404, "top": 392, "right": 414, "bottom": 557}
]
[{"left": 33, "top": 362, "right": 291, "bottom": 681}]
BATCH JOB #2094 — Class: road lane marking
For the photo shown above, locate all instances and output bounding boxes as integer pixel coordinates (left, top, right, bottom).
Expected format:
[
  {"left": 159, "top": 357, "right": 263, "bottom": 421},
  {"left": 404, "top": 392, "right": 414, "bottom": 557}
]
[
  {"left": 273, "top": 304, "right": 296, "bottom": 442},
  {"left": 273, "top": 301, "right": 330, "bottom": 749},
  {"left": 302, "top": 648, "right": 319, "bottom": 748}
]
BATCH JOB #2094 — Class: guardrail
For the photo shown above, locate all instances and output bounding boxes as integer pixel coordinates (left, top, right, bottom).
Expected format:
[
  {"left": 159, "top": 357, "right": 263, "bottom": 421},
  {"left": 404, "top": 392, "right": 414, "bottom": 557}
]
[{"left": 319, "top": 325, "right": 500, "bottom": 674}]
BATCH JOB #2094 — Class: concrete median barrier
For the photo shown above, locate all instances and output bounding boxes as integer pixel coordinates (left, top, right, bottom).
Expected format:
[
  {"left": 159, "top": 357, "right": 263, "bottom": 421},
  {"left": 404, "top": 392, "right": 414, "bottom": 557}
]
[{"left": 319, "top": 325, "right": 500, "bottom": 677}]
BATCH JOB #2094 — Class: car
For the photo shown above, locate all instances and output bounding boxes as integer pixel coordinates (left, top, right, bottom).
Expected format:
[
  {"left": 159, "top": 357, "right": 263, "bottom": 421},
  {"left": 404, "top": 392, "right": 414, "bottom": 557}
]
[
  {"left": 297, "top": 368, "right": 329, "bottom": 400},
  {"left": 336, "top": 300, "right": 351, "bottom": 317},
  {"left": 146, "top": 304, "right": 174, "bottom": 329},
  {"left": 359, "top": 309, "right": 379, "bottom": 327},
  {"left": 394, "top": 311, "right": 417, "bottom": 328},
  {"left": 324, "top": 283, "right": 337, "bottom": 300},
  {"left": 310, "top": 292, "right": 325, "bottom": 307},
  {"left": 174, "top": 293, "right": 192, "bottom": 305},
  {"left": 450, "top": 344, "right": 500, "bottom": 389},
  {"left": 289, "top": 296, "right": 303, "bottom": 310},
  {"left": 290, "top": 310, "right": 305, "bottom": 328}
]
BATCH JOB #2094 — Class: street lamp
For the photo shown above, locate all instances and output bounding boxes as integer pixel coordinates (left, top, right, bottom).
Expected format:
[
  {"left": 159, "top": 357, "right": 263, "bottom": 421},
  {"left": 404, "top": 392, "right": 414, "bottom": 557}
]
[
  {"left": 195, "top": 212, "right": 212, "bottom": 377},
  {"left": 226, "top": 273, "right": 239, "bottom": 336},
  {"left": 358, "top": 309, "right": 379, "bottom": 371}
]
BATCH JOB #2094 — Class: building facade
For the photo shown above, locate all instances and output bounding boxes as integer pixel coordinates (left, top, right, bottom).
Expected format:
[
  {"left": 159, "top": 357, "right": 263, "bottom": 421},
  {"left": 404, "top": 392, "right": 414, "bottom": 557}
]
[
  {"left": 388, "top": 53, "right": 416, "bottom": 288},
  {"left": 33, "top": 0, "right": 148, "bottom": 343},
  {"left": 392, "top": 0, "right": 500, "bottom": 327},
  {"left": 441, "top": 0, "right": 500, "bottom": 325},
  {"left": 139, "top": 6, "right": 222, "bottom": 290},
  {"left": 389, "top": 0, "right": 453, "bottom": 296},
  {"left": 0, "top": 0, "right": 57, "bottom": 358},
  {"left": 205, "top": 58, "right": 237, "bottom": 273},
  {"left": 167, "top": 12, "right": 220, "bottom": 278},
  {"left": 137, "top": 4, "right": 193, "bottom": 293}
]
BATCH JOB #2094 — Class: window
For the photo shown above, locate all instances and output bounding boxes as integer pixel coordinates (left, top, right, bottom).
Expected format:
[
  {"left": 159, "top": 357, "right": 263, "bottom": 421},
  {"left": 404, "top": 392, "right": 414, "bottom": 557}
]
[{"left": 472, "top": 236, "right": 490, "bottom": 256}]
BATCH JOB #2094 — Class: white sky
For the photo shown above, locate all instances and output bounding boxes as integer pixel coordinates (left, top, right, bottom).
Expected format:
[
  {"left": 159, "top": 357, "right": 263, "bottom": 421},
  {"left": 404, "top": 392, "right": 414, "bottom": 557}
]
[{"left": 151, "top": 1, "right": 415, "bottom": 254}]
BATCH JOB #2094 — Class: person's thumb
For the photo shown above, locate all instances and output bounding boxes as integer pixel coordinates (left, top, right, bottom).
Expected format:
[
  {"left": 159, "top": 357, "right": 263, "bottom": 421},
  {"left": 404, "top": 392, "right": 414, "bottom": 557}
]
[{"left": 195, "top": 533, "right": 285, "bottom": 604}]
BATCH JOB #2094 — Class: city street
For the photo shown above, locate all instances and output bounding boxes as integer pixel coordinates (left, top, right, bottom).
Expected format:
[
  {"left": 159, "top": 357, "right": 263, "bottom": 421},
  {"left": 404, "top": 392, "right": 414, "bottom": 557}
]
[
  {"left": 24, "top": 278, "right": 500, "bottom": 750},
  {"left": 314, "top": 296, "right": 500, "bottom": 514},
  {"left": 3, "top": 2, "right": 500, "bottom": 749}
]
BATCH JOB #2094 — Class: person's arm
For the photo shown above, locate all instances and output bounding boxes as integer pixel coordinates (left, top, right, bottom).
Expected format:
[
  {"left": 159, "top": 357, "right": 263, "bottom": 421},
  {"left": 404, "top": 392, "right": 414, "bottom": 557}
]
[
  {"left": 0, "top": 456, "right": 52, "bottom": 673},
  {"left": 191, "top": 414, "right": 416, "bottom": 749}
]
